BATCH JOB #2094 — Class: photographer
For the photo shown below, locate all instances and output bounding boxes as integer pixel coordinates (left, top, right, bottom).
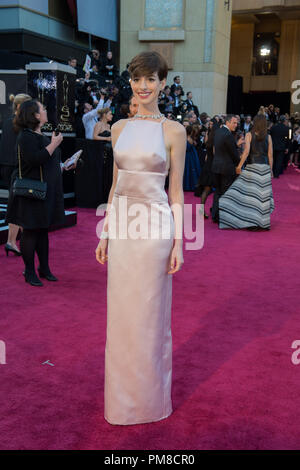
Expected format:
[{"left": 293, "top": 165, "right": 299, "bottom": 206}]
[{"left": 82, "top": 91, "right": 106, "bottom": 139}]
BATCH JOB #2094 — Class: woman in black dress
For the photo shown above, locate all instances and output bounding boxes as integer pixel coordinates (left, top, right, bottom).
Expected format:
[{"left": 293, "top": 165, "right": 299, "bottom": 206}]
[
  {"left": 6, "top": 100, "right": 64, "bottom": 286},
  {"left": 0, "top": 93, "right": 31, "bottom": 256},
  {"left": 93, "top": 107, "right": 113, "bottom": 142},
  {"left": 194, "top": 118, "right": 220, "bottom": 218}
]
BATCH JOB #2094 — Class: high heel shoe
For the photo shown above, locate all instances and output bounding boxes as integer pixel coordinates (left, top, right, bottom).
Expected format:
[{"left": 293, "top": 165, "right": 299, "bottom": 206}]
[
  {"left": 5, "top": 243, "right": 22, "bottom": 257},
  {"left": 38, "top": 267, "right": 58, "bottom": 282},
  {"left": 24, "top": 271, "right": 43, "bottom": 287}
]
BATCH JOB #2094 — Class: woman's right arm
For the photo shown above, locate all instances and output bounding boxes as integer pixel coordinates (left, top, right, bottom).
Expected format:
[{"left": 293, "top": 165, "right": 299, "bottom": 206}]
[
  {"left": 93, "top": 123, "right": 110, "bottom": 141},
  {"left": 100, "top": 121, "right": 124, "bottom": 233},
  {"left": 19, "top": 132, "right": 63, "bottom": 166},
  {"left": 96, "top": 120, "right": 125, "bottom": 265}
]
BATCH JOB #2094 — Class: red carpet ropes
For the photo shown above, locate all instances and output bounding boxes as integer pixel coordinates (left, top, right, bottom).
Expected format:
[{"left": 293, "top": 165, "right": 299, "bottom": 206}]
[{"left": 0, "top": 168, "right": 300, "bottom": 450}]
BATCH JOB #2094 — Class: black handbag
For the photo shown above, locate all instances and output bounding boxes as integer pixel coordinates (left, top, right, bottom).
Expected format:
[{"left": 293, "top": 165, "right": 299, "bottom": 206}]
[{"left": 12, "top": 145, "right": 47, "bottom": 200}]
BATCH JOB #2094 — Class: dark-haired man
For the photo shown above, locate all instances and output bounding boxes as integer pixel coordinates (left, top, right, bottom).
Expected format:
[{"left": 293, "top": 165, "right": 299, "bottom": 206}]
[
  {"left": 170, "top": 76, "right": 184, "bottom": 97},
  {"left": 184, "top": 91, "right": 199, "bottom": 118},
  {"left": 68, "top": 56, "right": 77, "bottom": 69},
  {"left": 211, "top": 115, "right": 241, "bottom": 223},
  {"left": 270, "top": 115, "right": 289, "bottom": 178}
]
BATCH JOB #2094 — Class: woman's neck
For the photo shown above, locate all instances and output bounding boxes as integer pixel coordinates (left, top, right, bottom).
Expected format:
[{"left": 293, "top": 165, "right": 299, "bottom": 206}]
[
  {"left": 34, "top": 126, "right": 42, "bottom": 134},
  {"left": 137, "top": 103, "right": 160, "bottom": 116}
]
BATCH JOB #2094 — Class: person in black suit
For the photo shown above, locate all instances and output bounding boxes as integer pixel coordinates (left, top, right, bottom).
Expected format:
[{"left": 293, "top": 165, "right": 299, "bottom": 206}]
[
  {"left": 241, "top": 115, "right": 253, "bottom": 134},
  {"left": 184, "top": 92, "right": 199, "bottom": 118},
  {"left": 270, "top": 115, "right": 289, "bottom": 178},
  {"left": 171, "top": 88, "right": 184, "bottom": 117},
  {"left": 211, "top": 115, "right": 241, "bottom": 223},
  {"left": 170, "top": 76, "right": 184, "bottom": 97}
]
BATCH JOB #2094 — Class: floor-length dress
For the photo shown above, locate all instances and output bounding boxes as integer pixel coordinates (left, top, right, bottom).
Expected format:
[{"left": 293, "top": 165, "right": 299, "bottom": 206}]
[
  {"left": 183, "top": 141, "right": 201, "bottom": 191},
  {"left": 219, "top": 135, "right": 274, "bottom": 229},
  {"left": 105, "top": 117, "right": 175, "bottom": 425}
]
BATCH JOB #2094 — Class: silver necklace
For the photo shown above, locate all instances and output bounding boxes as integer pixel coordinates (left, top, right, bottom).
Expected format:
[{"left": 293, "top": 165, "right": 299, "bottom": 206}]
[{"left": 134, "top": 113, "right": 164, "bottom": 119}]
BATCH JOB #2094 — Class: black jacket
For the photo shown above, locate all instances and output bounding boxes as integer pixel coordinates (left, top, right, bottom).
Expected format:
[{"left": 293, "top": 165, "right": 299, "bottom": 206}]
[
  {"left": 6, "top": 129, "right": 65, "bottom": 229},
  {"left": 184, "top": 99, "right": 199, "bottom": 117},
  {"left": 270, "top": 123, "right": 289, "bottom": 151},
  {"left": 211, "top": 126, "right": 240, "bottom": 176},
  {"left": 170, "top": 83, "right": 184, "bottom": 97}
]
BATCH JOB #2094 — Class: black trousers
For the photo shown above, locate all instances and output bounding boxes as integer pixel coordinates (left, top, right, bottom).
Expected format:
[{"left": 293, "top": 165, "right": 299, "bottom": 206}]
[
  {"left": 211, "top": 173, "right": 236, "bottom": 222},
  {"left": 273, "top": 150, "right": 285, "bottom": 178},
  {"left": 20, "top": 228, "right": 49, "bottom": 275}
]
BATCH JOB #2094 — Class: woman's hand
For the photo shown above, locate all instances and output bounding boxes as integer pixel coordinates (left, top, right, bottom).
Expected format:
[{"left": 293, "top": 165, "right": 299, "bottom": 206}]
[
  {"left": 96, "top": 239, "right": 108, "bottom": 264},
  {"left": 236, "top": 166, "right": 242, "bottom": 175},
  {"left": 168, "top": 243, "right": 184, "bottom": 275},
  {"left": 51, "top": 132, "right": 63, "bottom": 148},
  {"left": 237, "top": 136, "right": 244, "bottom": 147}
]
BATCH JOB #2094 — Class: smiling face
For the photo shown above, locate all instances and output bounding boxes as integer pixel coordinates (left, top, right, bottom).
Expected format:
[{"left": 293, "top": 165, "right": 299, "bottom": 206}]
[
  {"left": 130, "top": 71, "right": 166, "bottom": 106},
  {"left": 226, "top": 116, "right": 238, "bottom": 132}
]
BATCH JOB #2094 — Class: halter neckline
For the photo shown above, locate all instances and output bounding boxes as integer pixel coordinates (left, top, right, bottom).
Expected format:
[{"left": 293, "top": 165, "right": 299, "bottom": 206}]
[{"left": 130, "top": 117, "right": 166, "bottom": 124}]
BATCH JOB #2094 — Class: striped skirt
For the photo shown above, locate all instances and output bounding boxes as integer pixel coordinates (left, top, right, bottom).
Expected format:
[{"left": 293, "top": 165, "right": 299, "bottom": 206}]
[{"left": 219, "top": 164, "right": 274, "bottom": 229}]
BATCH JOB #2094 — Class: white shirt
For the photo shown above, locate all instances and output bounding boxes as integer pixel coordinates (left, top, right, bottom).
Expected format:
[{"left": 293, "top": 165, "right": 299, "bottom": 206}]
[{"left": 82, "top": 99, "right": 105, "bottom": 140}]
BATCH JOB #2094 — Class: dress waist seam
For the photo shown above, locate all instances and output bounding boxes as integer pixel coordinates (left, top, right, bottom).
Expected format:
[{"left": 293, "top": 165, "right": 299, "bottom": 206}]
[
  {"left": 117, "top": 169, "right": 168, "bottom": 176},
  {"left": 113, "top": 193, "right": 168, "bottom": 203}
]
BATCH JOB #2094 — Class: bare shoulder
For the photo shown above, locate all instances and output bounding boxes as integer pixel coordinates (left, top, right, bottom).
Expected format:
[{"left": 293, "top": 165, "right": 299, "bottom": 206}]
[
  {"left": 111, "top": 119, "right": 129, "bottom": 147},
  {"left": 111, "top": 119, "right": 128, "bottom": 135},
  {"left": 163, "top": 119, "right": 186, "bottom": 140}
]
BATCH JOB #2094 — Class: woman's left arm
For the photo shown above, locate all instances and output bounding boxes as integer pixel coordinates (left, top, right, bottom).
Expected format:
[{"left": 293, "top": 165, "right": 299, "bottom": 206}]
[
  {"left": 236, "top": 132, "right": 251, "bottom": 173},
  {"left": 167, "top": 122, "right": 186, "bottom": 274}
]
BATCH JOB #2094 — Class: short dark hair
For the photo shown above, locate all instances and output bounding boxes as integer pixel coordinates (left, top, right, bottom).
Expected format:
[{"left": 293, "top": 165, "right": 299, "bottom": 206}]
[
  {"left": 68, "top": 56, "right": 76, "bottom": 62},
  {"left": 174, "top": 76, "right": 180, "bottom": 81},
  {"left": 225, "top": 114, "right": 236, "bottom": 123},
  {"left": 128, "top": 51, "right": 168, "bottom": 81},
  {"left": 13, "top": 99, "right": 40, "bottom": 132},
  {"left": 187, "top": 91, "right": 192, "bottom": 96}
]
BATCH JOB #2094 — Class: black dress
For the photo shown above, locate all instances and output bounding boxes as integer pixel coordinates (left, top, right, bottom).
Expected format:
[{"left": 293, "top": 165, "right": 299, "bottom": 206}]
[
  {"left": 194, "top": 141, "right": 214, "bottom": 196},
  {"left": 6, "top": 129, "right": 65, "bottom": 230}
]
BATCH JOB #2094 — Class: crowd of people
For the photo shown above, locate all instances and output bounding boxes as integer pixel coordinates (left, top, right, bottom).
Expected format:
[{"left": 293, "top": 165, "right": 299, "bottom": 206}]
[
  {"left": 74, "top": 51, "right": 296, "bottom": 231},
  {"left": 1, "top": 47, "right": 299, "bottom": 284}
]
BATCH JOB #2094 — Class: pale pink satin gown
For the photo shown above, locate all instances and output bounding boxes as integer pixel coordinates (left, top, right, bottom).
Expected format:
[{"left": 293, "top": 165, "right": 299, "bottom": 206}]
[{"left": 104, "top": 117, "right": 175, "bottom": 425}]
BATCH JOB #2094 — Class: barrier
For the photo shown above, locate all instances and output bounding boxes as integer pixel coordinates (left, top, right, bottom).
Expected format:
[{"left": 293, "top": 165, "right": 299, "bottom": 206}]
[{"left": 74, "top": 139, "right": 113, "bottom": 208}]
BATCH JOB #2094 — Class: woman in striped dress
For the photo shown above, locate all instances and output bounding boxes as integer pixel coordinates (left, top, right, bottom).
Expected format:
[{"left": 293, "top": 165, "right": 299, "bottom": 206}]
[{"left": 219, "top": 114, "right": 274, "bottom": 230}]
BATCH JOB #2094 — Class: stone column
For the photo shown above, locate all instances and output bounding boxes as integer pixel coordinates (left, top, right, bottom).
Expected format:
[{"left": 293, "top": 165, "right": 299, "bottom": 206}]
[{"left": 120, "top": 0, "right": 233, "bottom": 115}]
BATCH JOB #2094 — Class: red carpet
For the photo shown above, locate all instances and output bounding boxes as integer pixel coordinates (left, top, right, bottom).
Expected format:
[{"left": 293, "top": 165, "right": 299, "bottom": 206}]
[{"left": 1, "top": 167, "right": 300, "bottom": 450}]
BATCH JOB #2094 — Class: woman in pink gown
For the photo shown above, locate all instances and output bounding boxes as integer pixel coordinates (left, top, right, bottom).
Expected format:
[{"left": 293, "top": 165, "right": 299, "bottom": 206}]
[{"left": 96, "top": 51, "right": 186, "bottom": 425}]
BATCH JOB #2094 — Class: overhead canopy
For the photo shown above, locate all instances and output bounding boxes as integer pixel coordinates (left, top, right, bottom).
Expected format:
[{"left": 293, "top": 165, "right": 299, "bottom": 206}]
[
  {"left": 0, "top": 0, "right": 48, "bottom": 15},
  {"left": 76, "top": 0, "right": 117, "bottom": 42}
]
